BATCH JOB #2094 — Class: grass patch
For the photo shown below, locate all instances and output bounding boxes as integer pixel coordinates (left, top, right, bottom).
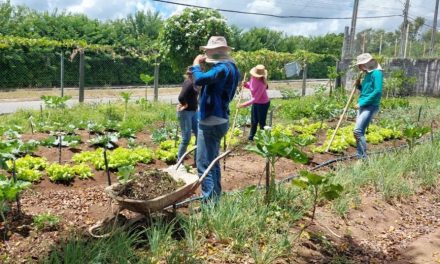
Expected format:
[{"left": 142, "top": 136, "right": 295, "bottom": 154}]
[{"left": 331, "top": 140, "right": 440, "bottom": 216}]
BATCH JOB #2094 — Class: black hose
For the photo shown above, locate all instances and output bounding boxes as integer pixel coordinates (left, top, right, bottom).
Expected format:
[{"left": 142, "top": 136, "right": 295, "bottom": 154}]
[{"left": 172, "top": 133, "right": 438, "bottom": 208}]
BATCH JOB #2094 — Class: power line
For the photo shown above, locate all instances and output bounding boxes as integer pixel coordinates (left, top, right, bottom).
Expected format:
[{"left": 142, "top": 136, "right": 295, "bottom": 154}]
[
  {"left": 152, "top": 0, "right": 402, "bottom": 20},
  {"left": 408, "top": 15, "right": 434, "bottom": 28}
]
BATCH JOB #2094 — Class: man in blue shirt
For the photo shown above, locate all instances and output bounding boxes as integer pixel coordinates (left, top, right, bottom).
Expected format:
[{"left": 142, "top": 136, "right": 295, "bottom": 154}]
[{"left": 190, "top": 36, "right": 240, "bottom": 201}]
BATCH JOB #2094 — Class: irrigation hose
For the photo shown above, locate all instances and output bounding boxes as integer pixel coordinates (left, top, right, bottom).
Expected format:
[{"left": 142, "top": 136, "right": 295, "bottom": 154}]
[{"left": 171, "top": 131, "right": 439, "bottom": 209}]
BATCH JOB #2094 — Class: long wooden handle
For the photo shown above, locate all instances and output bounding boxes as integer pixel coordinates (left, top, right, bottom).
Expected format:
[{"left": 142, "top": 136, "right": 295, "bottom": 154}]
[
  {"left": 325, "top": 86, "right": 357, "bottom": 152},
  {"left": 227, "top": 72, "right": 247, "bottom": 149}
]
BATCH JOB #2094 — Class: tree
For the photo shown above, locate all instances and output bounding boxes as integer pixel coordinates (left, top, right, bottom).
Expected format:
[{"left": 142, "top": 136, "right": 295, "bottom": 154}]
[
  {"left": 159, "top": 8, "right": 232, "bottom": 68},
  {"left": 239, "top": 27, "right": 284, "bottom": 51},
  {"left": 126, "top": 10, "right": 163, "bottom": 40}
]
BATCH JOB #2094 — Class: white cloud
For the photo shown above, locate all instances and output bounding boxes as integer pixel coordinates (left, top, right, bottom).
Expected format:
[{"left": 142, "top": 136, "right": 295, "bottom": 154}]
[{"left": 246, "top": 0, "right": 281, "bottom": 15}]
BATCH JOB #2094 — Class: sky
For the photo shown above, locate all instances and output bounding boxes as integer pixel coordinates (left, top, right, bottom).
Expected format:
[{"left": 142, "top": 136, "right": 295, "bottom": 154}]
[{"left": 7, "top": 0, "right": 438, "bottom": 36}]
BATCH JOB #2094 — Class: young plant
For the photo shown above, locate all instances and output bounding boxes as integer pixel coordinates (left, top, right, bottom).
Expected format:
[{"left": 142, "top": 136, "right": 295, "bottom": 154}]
[
  {"left": 403, "top": 124, "right": 431, "bottom": 150},
  {"left": 41, "top": 95, "right": 72, "bottom": 109},
  {"left": 117, "top": 165, "right": 135, "bottom": 184},
  {"left": 136, "top": 98, "right": 150, "bottom": 110},
  {"left": 0, "top": 174, "right": 31, "bottom": 221},
  {"left": 140, "top": 73, "right": 154, "bottom": 100},
  {"left": 119, "top": 91, "right": 133, "bottom": 121},
  {"left": 292, "top": 171, "right": 343, "bottom": 224},
  {"left": 33, "top": 212, "right": 60, "bottom": 231},
  {"left": 41, "top": 135, "right": 81, "bottom": 148},
  {"left": 46, "top": 163, "right": 75, "bottom": 182},
  {"left": 87, "top": 122, "right": 104, "bottom": 134},
  {"left": 89, "top": 133, "right": 119, "bottom": 149},
  {"left": 71, "top": 164, "right": 93, "bottom": 180},
  {"left": 246, "top": 127, "right": 308, "bottom": 202}
]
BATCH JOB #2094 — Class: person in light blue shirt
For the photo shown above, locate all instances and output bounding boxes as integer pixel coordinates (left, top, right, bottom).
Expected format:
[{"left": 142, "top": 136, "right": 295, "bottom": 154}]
[
  {"left": 353, "top": 53, "right": 383, "bottom": 158},
  {"left": 190, "top": 36, "right": 240, "bottom": 201}
]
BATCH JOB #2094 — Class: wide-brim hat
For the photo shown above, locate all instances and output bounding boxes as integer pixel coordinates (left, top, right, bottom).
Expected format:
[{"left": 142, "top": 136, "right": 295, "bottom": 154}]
[
  {"left": 356, "top": 53, "right": 374, "bottom": 65},
  {"left": 250, "top": 64, "right": 268, "bottom": 78},
  {"left": 200, "top": 36, "right": 233, "bottom": 50}
]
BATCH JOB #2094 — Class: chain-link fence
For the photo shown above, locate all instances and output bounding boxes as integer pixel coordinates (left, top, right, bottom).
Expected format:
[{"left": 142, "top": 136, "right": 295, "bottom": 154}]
[{"left": 0, "top": 50, "right": 183, "bottom": 90}]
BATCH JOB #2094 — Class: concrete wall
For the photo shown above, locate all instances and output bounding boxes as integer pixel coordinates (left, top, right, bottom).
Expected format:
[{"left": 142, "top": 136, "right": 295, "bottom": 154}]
[{"left": 339, "top": 58, "right": 440, "bottom": 96}]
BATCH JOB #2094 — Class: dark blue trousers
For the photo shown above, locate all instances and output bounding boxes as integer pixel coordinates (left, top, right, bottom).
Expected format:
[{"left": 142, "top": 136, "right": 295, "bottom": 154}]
[{"left": 249, "top": 101, "right": 270, "bottom": 140}]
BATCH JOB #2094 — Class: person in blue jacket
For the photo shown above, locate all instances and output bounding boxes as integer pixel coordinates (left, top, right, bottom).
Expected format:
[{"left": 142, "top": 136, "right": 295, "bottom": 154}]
[
  {"left": 190, "top": 36, "right": 240, "bottom": 201},
  {"left": 354, "top": 53, "right": 383, "bottom": 158}
]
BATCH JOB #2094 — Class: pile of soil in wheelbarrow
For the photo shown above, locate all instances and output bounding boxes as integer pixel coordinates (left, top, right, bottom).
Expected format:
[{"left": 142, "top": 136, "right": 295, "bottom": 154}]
[{"left": 119, "top": 169, "right": 185, "bottom": 200}]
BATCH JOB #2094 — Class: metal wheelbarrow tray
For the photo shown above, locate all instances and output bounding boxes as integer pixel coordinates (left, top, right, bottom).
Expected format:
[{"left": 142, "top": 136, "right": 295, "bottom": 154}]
[{"left": 105, "top": 148, "right": 231, "bottom": 215}]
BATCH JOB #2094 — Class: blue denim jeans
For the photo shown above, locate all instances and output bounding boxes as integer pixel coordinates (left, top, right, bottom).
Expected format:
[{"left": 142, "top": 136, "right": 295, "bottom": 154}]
[
  {"left": 196, "top": 122, "right": 229, "bottom": 201},
  {"left": 177, "top": 110, "right": 198, "bottom": 160},
  {"left": 353, "top": 105, "right": 379, "bottom": 158}
]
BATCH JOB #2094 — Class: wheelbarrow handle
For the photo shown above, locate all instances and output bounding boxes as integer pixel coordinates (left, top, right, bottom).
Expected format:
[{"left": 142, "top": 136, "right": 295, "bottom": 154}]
[
  {"left": 175, "top": 146, "right": 197, "bottom": 170},
  {"left": 198, "top": 150, "right": 232, "bottom": 184}
]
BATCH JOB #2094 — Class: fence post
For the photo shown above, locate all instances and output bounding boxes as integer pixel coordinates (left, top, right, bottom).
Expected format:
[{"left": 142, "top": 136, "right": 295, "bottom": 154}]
[
  {"left": 79, "top": 50, "right": 85, "bottom": 103},
  {"left": 301, "top": 63, "right": 308, "bottom": 96},
  {"left": 154, "top": 59, "right": 159, "bottom": 102},
  {"left": 60, "top": 51, "right": 64, "bottom": 97}
]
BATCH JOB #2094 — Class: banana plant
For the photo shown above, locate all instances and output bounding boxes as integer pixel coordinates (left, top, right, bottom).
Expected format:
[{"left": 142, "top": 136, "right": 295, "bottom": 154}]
[{"left": 246, "top": 127, "right": 308, "bottom": 202}]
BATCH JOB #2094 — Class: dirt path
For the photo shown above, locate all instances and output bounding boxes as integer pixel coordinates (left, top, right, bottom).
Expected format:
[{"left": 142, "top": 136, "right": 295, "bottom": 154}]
[
  {"left": 393, "top": 225, "right": 440, "bottom": 263},
  {"left": 291, "top": 189, "right": 440, "bottom": 263}
]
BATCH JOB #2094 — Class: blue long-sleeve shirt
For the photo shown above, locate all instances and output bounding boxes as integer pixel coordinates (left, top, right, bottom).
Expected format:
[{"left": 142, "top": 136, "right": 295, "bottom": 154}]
[
  {"left": 190, "top": 62, "right": 240, "bottom": 120},
  {"left": 358, "top": 69, "right": 383, "bottom": 107}
]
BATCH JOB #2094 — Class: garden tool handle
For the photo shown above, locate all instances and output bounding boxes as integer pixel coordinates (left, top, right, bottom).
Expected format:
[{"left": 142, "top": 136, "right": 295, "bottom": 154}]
[
  {"left": 227, "top": 73, "right": 247, "bottom": 150},
  {"left": 325, "top": 73, "right": 362, "bottom": 152}
]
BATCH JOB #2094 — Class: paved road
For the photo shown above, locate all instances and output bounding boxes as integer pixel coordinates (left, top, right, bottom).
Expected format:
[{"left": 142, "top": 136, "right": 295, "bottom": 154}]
[{"left": 0, "top": 88, "right": 321, "bottom": 115}]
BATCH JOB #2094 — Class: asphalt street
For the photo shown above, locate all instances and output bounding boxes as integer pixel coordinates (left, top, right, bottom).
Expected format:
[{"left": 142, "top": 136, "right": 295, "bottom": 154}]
[{"left": 0, "top": 88, "right": 320, "bottom": 115}]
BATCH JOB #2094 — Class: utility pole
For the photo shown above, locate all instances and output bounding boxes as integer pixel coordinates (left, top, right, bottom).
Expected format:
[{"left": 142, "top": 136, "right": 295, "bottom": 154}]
[
  {"left": 394, "top": 38, "right": 398, "bottom": 57},
  {"left": 349, "top": 0, "right": 360, "bottom": 56},
  {"left": 404, "top": 24, "right": 410, "bottom": 58},
  {"left": 400, "top": 0, "right": 410, "bottom": 57},
  {"left": 430, "top": 0, "right": 439, "bottom": 56},
  {"left": 362, "top": 33, "right": 366, "bottom": 53},
  {"left": 341, "top": 26, "right": 350, "bottom": 60},
  {"left": 379, "top": 33, "right": 383, "bottom": 55}
]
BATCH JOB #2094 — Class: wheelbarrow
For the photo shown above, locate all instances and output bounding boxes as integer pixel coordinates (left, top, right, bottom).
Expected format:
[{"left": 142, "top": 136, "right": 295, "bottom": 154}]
[{"left": 89, "top": 147, "right": 231, "bottom": 237}]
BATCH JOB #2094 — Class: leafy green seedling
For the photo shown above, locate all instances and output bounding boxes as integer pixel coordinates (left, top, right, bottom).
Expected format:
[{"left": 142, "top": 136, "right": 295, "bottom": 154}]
[
  {"left": 89, "top": 133, "right": 119, "bottom": 149},
  {"left": 117, "top": 165, "right": 135, "bottom": 184},
  {"left": 292, "top": 171, "right": 343, "bottom": 223},
  {"left": 246, "top": 127, "right": 308, "bottom": 202},
  {"left": 403, "top": 124, "right": 431, "bottom": 150},
  {"left": 33, "top": 212, "right": 60, "bottom": 231}
]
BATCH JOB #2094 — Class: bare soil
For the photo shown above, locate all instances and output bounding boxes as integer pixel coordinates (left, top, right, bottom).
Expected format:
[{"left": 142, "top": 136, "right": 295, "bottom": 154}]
[{"left": 0, "top": 128, "right": 437, "bottom": 263}]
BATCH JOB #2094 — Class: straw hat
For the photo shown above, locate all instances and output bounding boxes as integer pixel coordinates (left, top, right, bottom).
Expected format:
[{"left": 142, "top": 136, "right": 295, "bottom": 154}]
[
  {"left": 356, "top": 53, "right": 382, "bottom": 71},
  {"left": 200, "top": 36, "right": 233, "bottom": 50},
  {"left": 356, "top": 53, "right": 374, "bottom": 65},
  {"left": 250, "top": 64, "right": 268, "bottom": 78}
]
